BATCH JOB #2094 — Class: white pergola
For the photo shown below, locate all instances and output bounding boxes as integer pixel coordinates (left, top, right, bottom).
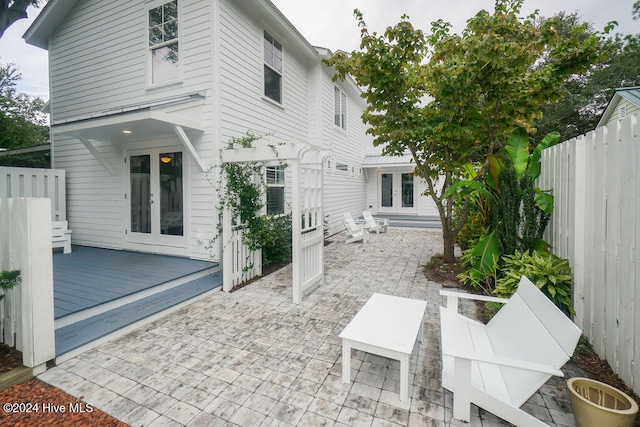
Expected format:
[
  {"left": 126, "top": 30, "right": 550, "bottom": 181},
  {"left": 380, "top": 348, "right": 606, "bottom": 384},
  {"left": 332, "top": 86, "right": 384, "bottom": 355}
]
[{"left": 220, "top": 142, "right": 330, "bottom": 303}]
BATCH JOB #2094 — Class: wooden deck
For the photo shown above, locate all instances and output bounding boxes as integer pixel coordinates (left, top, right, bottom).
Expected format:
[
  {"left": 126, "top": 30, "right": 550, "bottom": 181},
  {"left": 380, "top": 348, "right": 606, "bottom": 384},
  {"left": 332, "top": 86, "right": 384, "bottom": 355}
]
[{"left": 53, "top": 246, "right": 221, "bottom": 356}]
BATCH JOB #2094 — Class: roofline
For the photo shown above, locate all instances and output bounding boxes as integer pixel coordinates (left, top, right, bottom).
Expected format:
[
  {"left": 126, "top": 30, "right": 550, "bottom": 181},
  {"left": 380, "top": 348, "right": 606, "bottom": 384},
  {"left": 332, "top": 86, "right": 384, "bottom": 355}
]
[
  {"left": 596, "top": 87, "right": 640, "bottom": 127},
  {"left": 24, "top": 0, "right": 79, "bottom": 50}
]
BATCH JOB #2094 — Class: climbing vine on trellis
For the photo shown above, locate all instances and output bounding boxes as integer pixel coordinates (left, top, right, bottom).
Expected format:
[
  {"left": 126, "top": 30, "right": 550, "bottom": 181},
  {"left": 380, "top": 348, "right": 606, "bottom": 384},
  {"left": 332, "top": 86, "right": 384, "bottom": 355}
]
[{"left": 209, "top": 132, "right": 291, "bottom": 266}]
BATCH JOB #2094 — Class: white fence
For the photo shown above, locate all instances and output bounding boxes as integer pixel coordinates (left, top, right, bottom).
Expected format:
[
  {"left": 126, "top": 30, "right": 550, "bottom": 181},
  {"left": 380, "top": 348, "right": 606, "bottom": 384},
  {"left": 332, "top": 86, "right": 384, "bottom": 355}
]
[
  {"left": 0, "top": 198, "right": 56, "bottom": 374},
  {"left": 539, "top": 115, "right": 640, "bottom": 395},
  {"left": 222, "top": 223, "right": 263, "bottom": 291},
  {"left": 0, "top": 167, "right": 66, "bottom": 221}
]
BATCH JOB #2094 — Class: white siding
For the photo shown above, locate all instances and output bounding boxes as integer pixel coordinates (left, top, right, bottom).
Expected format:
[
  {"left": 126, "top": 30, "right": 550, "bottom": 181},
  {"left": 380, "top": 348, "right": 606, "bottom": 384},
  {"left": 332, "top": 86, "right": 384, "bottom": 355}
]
[
  {"left": 319, "top": 71, "right": 369, "bottom": 234},
  {"left": 49, "top": 0, "right": 213, "bottom": 121},
  {"left": 49, "top": 0, "right": 217, "bottom": 260}
]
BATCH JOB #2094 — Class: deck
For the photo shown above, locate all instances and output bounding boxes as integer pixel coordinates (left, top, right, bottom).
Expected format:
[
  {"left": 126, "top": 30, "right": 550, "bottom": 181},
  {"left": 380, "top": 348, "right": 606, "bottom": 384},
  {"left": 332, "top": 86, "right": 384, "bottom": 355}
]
[{"left": 53, "top": 246, "right": 221, "bottom": 357}]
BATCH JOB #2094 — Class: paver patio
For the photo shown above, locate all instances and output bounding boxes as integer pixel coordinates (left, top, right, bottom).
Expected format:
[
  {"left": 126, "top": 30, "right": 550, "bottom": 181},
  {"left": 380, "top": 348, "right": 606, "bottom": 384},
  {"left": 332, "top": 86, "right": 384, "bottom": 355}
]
[{"left": 38, "top": 228, "right": 582, "bottom": 426}]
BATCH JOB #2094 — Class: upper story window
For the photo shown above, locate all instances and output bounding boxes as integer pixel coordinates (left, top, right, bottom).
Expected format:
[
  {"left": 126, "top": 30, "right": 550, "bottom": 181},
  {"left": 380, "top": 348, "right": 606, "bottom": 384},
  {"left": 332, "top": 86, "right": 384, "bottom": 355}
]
[
  {"left": 334, "top": 86, "right": 347, "bottom": 129},
  {"left": 264, "top": 31, "right": 283, "bottom": 104},
  {"left": 149, "top": 0, "right": 179, "bottom": 84},
  {"left": 266, "top": 166, "right": 285, "bottom": 214}
]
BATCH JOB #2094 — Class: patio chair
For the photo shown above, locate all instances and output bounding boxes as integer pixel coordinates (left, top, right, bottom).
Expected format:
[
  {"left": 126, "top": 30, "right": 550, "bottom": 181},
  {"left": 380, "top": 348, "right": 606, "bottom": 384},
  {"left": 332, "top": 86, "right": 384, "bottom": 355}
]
[
  {"left": 342, "top": 212, "right": 368, "bottom": 243},
  {"left": 362, "top": 210, "right": 388, "bottom": 233},
  {"left": 52, "top": 221, "right": 72, "bottom": 254},
  {"left": 439, "top": 275, "right": 582, "bottom": 427}
]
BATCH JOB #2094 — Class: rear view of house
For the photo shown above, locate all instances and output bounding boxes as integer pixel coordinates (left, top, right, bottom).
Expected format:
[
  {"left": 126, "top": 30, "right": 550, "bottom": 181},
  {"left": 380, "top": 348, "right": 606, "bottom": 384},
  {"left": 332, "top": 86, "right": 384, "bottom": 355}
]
[{"left": 24, "top": 0, "right": 372, "bottom": 261}]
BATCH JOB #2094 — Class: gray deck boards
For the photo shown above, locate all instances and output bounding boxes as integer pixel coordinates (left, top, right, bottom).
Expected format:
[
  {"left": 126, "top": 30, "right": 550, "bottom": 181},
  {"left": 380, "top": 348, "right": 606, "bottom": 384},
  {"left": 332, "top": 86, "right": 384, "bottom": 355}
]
[
  {"left": 55, "top": 273, "right": 222, "bottom": 356},
  {"left": 53, "top": 246, "right": 218, "bottom": 319}
]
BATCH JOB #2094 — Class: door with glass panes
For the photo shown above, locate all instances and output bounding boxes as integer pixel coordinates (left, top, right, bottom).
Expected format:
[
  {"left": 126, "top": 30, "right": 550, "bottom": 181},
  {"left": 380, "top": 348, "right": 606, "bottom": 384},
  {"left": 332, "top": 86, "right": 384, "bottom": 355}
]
[
  {"left": 378, "top": 171, "right": 416, "bottom": 213},
  {"left": 128, "top": 149, "right": 186, "bottom": 247}
]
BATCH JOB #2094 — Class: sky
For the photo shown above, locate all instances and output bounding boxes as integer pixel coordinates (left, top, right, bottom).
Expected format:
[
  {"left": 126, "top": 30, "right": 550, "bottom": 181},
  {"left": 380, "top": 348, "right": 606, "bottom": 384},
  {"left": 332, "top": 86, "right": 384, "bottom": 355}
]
[{"left": 0, "top": 0, "right": 637, "bottom": 100}]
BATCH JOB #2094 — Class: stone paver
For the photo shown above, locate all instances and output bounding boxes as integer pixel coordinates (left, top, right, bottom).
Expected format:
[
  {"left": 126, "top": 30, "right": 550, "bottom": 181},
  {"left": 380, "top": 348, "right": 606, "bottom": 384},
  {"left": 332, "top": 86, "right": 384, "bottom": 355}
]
[{"left": 38, "top": 228, "right": 581, "bottom": 426}]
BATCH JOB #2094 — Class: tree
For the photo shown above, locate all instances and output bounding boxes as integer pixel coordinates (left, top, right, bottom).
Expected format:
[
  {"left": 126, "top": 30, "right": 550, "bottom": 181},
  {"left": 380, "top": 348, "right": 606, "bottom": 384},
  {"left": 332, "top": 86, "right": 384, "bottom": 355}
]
[
  {"left": 0, "top": 61, "right": 48, "bottom": 150},
  {"left": 326, "top": 0, "right": 607, "bottom": 262},
  {"left": 534, "top": 13, "right": 640, "bottom": 142},
  {"left": 0, "top": 0, "right": 41, "bottom": 39}
]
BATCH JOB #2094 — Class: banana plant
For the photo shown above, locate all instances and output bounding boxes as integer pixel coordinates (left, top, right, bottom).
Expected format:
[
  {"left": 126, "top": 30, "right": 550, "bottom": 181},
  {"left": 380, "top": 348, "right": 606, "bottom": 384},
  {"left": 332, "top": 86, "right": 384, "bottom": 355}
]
[{"left": 446, "top": 127, "right": 561, "bottom": 290}]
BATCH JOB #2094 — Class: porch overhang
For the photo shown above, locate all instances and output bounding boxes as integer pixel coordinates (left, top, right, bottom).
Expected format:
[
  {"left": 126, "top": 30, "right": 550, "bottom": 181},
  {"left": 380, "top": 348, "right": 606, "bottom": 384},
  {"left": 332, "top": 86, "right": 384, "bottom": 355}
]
[
  {"left": 361, "top": 154, "right": 415, "bottom": 168},
  {"left": 52, "top": 109, "right": 207, "bottom": 173}
]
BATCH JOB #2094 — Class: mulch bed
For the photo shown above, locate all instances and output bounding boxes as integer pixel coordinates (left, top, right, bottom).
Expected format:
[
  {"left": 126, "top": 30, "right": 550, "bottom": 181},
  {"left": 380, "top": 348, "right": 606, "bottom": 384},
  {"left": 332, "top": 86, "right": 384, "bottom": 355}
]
[
  {"left": 0, "top": 344, "right": 22, "bottom": 375},
  {"left": 0, "top": 378, "right": 127, "bottom": 426}
]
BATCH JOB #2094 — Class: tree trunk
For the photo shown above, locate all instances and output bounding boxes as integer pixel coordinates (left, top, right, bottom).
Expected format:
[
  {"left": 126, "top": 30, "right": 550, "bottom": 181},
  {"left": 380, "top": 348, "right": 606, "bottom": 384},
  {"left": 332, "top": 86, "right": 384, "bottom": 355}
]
[{"left": 442, "top": 228, "right": 456, "bottom": 263}]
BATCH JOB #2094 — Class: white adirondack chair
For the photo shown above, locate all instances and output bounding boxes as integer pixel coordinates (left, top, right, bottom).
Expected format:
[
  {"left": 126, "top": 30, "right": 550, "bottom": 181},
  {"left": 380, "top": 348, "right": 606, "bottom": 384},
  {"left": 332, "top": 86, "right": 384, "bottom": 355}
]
[
  {"left": 342, "top": 212, "right": 368, "bottom": 243},
  {"left": 362, "top": 211, "right": 388, "bottom": 233},
  {"left": 439, "top": 275, "right": 582, "bottom": 427},
  {"left": 52, "top": 221, "right": 72, "bottom": 254}
]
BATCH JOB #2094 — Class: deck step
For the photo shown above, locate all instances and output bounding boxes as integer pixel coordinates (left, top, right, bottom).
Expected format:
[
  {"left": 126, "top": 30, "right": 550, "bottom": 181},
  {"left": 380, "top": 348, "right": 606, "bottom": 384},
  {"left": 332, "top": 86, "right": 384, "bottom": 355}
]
[{"left": 54, "top": 271, "right": 222, "bottom": 356}]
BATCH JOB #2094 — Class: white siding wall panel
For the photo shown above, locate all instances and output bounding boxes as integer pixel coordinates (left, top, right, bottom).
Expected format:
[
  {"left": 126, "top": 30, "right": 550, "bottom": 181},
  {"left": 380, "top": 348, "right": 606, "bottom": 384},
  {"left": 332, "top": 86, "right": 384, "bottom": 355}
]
[{"left": 49, "top": 0, "right": 213, "bottom": 121}]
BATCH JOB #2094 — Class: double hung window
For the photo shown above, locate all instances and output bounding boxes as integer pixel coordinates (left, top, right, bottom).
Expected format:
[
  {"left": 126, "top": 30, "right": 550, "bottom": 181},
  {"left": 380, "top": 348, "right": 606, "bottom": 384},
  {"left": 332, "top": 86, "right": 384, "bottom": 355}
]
[
  {"left": 264, "top": 32, "right": 283, "bottom": 103},
  {"left": 334, "top": 86, "right": 347, "bottom": 129},
  {"left": 149, "top": 0, "right": 179, "bottom": 84},
  {"left": 266, "top": 166, "right": 285, "bottom": 214}
]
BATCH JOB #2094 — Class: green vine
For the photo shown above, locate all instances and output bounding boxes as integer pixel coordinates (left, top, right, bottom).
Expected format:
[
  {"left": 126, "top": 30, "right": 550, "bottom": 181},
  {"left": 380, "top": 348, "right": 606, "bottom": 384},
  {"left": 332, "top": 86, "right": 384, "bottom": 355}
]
[{"left": 209, "top": 132, "right": 290, "bottom": 266}]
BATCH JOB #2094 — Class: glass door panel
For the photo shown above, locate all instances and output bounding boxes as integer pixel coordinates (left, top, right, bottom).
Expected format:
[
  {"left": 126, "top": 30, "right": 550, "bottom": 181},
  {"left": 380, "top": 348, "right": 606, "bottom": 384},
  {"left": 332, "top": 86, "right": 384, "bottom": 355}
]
[
  {"left": 401, "top": 173, "right": 414, "bottom": 208},
  {"left": 381, "top": 173, "right": 393, "bottom": 207},
  {"left": 128, "top": 149, "right": 186, "bottom": 248},
  {"left": 130, "top": 155, "right": 151, "bottom": 234},
  {"left": 159, "top": 152, "right": 183, "bottom": 236}
]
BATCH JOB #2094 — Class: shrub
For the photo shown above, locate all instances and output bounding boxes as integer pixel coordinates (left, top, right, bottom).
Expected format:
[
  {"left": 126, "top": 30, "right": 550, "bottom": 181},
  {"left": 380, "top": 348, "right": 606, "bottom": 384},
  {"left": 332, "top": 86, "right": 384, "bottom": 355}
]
[
  {"left": 495, "top": 250, "right": 574, "bottom": 316},
  {"left": 259, "top": 213, "right": 292, "bottom": 266}
]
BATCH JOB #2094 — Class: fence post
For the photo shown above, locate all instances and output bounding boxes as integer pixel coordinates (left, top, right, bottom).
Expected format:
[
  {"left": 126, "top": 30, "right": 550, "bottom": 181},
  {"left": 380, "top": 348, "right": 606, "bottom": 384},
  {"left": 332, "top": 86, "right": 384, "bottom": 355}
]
[{"left": 5, "top": 198, "right": 55, "bottom": 374}]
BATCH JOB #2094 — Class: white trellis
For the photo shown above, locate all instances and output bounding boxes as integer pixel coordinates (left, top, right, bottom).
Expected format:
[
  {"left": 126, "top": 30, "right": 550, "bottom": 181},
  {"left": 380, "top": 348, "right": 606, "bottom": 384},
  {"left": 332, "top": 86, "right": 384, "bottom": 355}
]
[{"left": 220, "top": 142, "right": 329, "bottom": 303}]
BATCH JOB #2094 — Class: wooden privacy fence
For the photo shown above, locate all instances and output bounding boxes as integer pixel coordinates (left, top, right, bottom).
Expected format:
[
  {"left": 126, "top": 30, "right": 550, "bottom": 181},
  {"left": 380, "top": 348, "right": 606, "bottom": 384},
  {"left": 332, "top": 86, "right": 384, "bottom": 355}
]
[
  {"left": 0, "top": 198, "right": 56, "bottom": 374},
  {"left": 539, "top": 115, "right": 640, "bottom": 396},
  {"left": 0, "top": 166, "right": 66, "bottom": 221}
]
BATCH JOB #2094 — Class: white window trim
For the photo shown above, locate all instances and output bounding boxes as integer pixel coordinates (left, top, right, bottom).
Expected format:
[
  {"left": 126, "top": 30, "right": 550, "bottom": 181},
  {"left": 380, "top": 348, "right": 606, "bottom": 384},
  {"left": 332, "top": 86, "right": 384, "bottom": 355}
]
[
  {"left": 263, "top": 31, "right": 284, "bottom": 106},
  {"left": 146, "top": 0, "right": 182, "bottom": 88},
  {"left": 334, "top": 86, "right": 347, "bottom": 130},
  {"left": 265, "top": 165, "right": 286, "bottom": 214}
]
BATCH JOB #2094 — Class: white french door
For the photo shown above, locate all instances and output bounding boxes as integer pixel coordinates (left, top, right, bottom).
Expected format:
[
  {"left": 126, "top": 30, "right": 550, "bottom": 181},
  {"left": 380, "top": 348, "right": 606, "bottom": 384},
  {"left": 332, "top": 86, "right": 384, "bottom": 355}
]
[
  {"left": 378, "top": 171, "right": 416, "bottom": 213},
  {"left": 127, "top": 149, "right": 186, "bottom": 248}
]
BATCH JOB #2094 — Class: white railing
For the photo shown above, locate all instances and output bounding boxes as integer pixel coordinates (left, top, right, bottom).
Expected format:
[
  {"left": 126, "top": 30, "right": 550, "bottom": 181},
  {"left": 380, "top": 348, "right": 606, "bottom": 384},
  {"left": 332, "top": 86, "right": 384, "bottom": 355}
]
[
  {"left": 539, "top": 115, "right": 640, "bottom": 396},
  {"left": 0, "top": 166, "right": 66, "bottom": 221},
  {"left": 0, "top": 198, "right": 56, "bottom": 374}
]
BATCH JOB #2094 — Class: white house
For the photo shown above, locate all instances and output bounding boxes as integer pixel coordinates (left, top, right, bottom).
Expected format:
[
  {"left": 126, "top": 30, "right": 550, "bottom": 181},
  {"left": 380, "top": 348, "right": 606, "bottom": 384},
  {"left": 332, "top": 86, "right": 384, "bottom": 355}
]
[
  {"left": 24, "top": 0, "right": 376, "bottom": 261},
  {"left": 597, "top": 87, "right": 640, "bottom": 127}
]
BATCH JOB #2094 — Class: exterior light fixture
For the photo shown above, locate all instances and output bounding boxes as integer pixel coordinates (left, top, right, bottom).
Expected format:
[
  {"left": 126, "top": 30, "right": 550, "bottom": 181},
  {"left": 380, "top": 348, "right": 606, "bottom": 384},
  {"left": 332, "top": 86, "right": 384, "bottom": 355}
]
[{"left": 122, "top": 130, "right": 133, "bottom": 134}]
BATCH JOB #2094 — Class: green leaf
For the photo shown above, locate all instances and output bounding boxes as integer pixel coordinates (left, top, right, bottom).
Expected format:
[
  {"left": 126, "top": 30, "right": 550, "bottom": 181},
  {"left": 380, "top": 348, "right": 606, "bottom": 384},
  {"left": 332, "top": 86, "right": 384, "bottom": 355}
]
[
  {"left": 534, "top": 187, "right": 554, "bottom": 214},
  {"left": 443, "top": 180, "right": 491, "bottom": 198},
  {"left": 504, "top": 127, "right": 530, "bottom": 178},
  {"left": 487, "top": 154, "right": 504, "bottom": 191},
  {"left": 530, "top": 131, "right": 561, "bottom": 167},
  {"left": 471, "top": 231, "right": 499, "bottom": 275}
]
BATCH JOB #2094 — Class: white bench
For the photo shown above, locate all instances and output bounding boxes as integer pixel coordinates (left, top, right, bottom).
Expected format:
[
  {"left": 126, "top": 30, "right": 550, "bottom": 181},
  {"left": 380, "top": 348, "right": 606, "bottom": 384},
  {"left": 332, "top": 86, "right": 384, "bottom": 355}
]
[
  {"left": 52, "top": 221, "right": 72, "bottom": 254},
  {"left": 439, "top": 276, "right": 581, "bottom": 426}
]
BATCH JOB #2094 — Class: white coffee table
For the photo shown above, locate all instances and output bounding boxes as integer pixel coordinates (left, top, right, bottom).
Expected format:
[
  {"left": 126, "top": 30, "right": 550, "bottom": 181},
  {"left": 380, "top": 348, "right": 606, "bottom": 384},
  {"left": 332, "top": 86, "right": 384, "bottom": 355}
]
[{"left": 339, "top": 293, "right": 427, "bottom": 403}]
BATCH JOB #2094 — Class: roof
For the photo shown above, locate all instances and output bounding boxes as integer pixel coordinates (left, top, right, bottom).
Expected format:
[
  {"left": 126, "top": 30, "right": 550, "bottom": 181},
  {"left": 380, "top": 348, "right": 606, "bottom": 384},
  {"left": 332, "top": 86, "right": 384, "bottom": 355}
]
[
  {"left": 23, "top": 0, "right": 79, "bottom": 49},
  {"left": 597, "top": 87, "right": 640, "bottom": 127}
]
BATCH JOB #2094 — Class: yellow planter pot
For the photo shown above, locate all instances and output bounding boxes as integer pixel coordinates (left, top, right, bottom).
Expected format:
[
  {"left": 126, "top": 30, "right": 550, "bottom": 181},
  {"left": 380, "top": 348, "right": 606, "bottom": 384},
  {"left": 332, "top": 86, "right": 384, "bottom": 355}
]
[{"left": 568, "top": 377, "right": 639, "bottom": 427}]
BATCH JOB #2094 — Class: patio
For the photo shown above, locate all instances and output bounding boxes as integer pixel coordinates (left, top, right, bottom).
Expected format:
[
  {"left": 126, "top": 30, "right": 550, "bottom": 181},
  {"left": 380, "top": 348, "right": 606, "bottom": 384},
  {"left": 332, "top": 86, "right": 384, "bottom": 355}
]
[{"left": 39, "top": 228, "right": 582, "bottom": 426}]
